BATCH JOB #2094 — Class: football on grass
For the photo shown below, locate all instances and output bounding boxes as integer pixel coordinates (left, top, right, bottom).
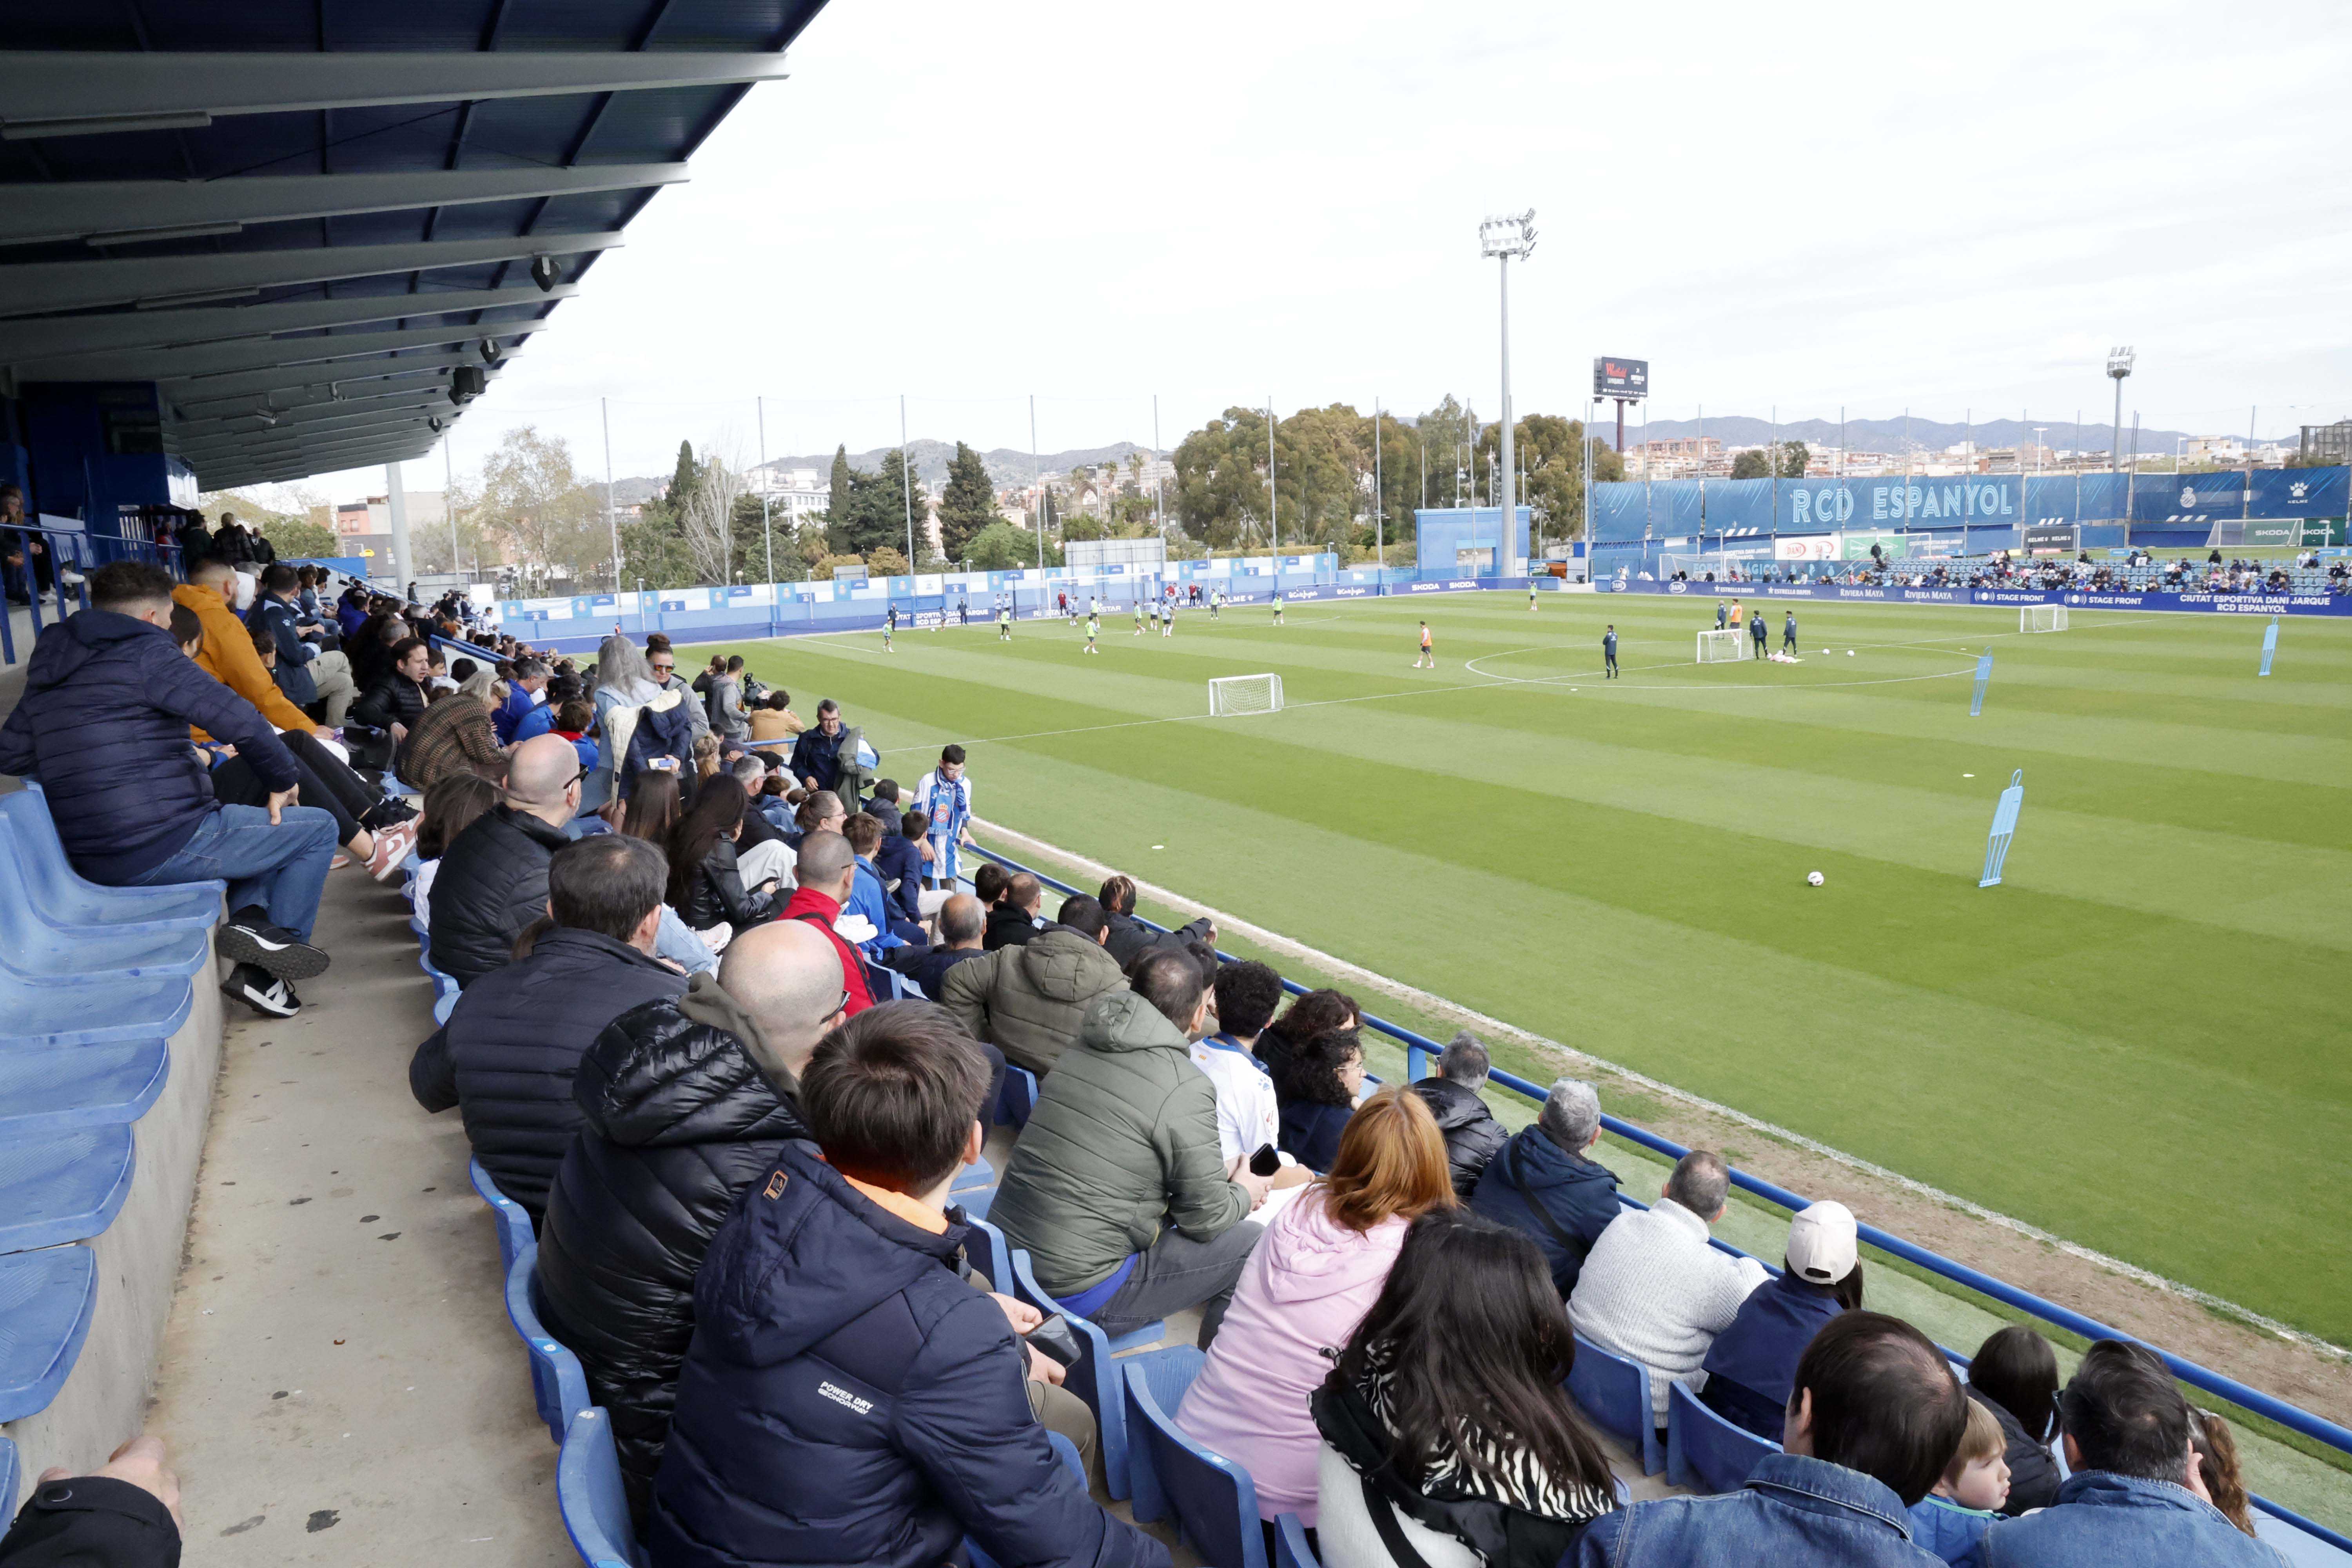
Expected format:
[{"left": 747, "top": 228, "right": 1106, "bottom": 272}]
[{"left": 1807, "top": 871, "right": 1826, "bottom": 886}]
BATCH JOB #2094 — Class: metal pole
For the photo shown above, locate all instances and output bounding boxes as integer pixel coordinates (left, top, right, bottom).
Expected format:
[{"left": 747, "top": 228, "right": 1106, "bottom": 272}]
[
  {"left": 1029, "top": 394, "right": 1042, "bottom": 572},
  {"left": 758, "top": 395, "right": 774, "bottom": 588},
  {"left": 385, "top": 461, "right": 412, "bottom": 596},
  {"left": 1497, "top": 250, "right": 1515, "bottom": 577},
  {"left": 900, "top": 393, "right": 915, "bottom": 568},
  {"left": 602, "top": 396, "right": 619, "bottom": 592},
  {"left": 444, "top": 441, "right": 461, "bottom": 577},
  {"left": 1582, "top": 397, "right": 1595, "bottom": 562},
  {"left": 2246, "top": 404, "right": 2258, "bottom": 520},
  {"left": 1152, "top": 393, "right": 1165, "bottom": 544},
  {"left": 1374, "top": 397, "right": 1384, "bottom": 569},
  {"left": 1268, "top": 395, "right": 1278, "bottom": 555},
  {"left": 2110, "top": 372, "right": 2125, "bottom": 478},
  {"left": 1769, "top": 404, "right": 1777, "bottom": 532}
]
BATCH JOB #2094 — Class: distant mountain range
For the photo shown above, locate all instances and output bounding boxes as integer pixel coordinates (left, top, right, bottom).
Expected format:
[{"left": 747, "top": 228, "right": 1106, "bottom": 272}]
[
  {"left": 606, "top": 440, "right": 1153, "bottom": 502},
  {"left": 1593, "top": 414, "right": 2249, "bottom": 456}
]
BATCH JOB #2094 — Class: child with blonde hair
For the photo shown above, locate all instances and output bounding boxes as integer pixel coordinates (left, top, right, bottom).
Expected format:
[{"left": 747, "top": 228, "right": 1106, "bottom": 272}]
[{"left": 1907, "top": 1396, "right": 2010, "bottom": 1565}]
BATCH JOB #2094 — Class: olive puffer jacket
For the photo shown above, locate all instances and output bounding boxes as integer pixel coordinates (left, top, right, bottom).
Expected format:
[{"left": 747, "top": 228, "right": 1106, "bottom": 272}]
[
  {"left": 989, "top": 989, "right": 1251, "bottom": 1298},
  {"left": 537, "top": 973, "right": 811, "bottom": 1507},
  {"left": 938, "top": 925, "right": 1128, "bottom": 1075}
]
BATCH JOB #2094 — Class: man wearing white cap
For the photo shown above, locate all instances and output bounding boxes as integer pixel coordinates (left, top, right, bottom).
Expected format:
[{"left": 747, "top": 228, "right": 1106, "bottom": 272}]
[{"left": 1696, "top": 1200, "right": 1866, "bottom": 1441}]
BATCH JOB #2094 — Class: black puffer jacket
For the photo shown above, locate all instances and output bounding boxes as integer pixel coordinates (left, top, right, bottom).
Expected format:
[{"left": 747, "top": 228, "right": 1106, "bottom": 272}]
[
  {"left": 537, "top": 975, "right": 811, "bottom": 1507},
  {"left": 677, "top": 837, "right": 775, "bottom": 931},
  {"left": 1409, "top": 1076, "right": 1511, "bottom": 1198},
  {"left": 408, "top": 927, "right": 687, "bottom": 1221},
  {"left": 427, "top": 805, "right": 571, "bottom": 987},
  {"left": 350, "top": 670, "right": 428, "bottom": 732},
  {"left": 1102, "top": 909, "right": 1214, "bottom": 971}
]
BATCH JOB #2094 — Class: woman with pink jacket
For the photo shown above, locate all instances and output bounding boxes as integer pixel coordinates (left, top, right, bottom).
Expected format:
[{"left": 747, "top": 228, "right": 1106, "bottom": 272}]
[{"left": 1176, "top": 1087, "right": 1457, "bottom": 1524}]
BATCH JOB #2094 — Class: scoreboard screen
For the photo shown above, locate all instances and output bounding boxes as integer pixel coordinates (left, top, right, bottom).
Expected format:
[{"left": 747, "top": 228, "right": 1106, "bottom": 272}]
[{"left": 1593, "top": 357, "right": 1648, "bottom": 400}]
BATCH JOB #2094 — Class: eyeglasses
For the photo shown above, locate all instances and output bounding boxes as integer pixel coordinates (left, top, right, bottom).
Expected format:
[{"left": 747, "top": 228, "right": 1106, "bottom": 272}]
[
  {"left": 826, "top": 989, "right": 851, "bottom": 1021},
  {"left": 650, "top": 662, "right": 674, "bottom": 674}
]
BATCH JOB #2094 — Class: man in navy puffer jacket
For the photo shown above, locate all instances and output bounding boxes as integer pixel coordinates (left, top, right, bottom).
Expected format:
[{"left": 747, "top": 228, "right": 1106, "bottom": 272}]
[
  {"left": 649, "top": 1001, "right": 1165, "bottom": 1568},
  {"left": 0, "top": 561, "right": 338, "bottom": 1015}
]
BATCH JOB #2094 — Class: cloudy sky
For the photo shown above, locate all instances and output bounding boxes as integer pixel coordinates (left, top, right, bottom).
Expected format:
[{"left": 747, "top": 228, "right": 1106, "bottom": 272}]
[{"left": 318, "top": 0, "right": 2348, "bottom": 502}]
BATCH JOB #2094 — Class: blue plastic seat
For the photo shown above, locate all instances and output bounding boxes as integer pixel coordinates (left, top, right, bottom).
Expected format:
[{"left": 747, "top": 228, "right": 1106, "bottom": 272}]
[
  {"left": 0, "top": 792, "right": 221, "bottom": 933},
  {"left": 0, "top": 966, "right": 192, "bottom": 1051},
  {"left": 470, "top": 1157, "right": 536, "bottom": 1275},
  {"left": 1272, "top": 1512, "right": 1320, "bottom": 1568},
  {"left": 960, "top": 1213, "right": 1012, "bottom": 1295},
  {"left": 996, "top": 1065, "right": 1039, "bottom": 1129},
  {"left": 0, "top": 1433, "right": 16, "bottom": 1524},
  {"left": 0, "top": 1040, "right": 169, "bottom": 1136},
  {"left": 1567, "top": 1331, "right": 1665, "bottom": 1475},
  {"left": 0, "top": 1246, "right": 97, "bottom": 1422},
  {"left": 0, "top": 1127, "right": 136, "bottom": 1253},
  {"left": 506, "top": 1242, "right": 591, "bottom": 1444},
  {"left": 556, "top": 1407, "right": 648, "bottom": 1568},
  {"left": 1666, "top": 1379, "right": 1780, "bottom": 1494},
  {"left": 1007, "top": 1248, "right": 1174, "bottom": 1502},
  {"left": 1123, "top": 1349, "right": 1268, "bottom": 1568},
  {"left": 0, "top": 849, "right": 211, "bottom": 985}
]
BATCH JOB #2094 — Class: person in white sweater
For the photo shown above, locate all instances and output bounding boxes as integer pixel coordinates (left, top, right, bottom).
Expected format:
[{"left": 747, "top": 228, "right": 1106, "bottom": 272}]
[{"left": 1566, "top": 1149, "right": 1767, "bottom": 1425}]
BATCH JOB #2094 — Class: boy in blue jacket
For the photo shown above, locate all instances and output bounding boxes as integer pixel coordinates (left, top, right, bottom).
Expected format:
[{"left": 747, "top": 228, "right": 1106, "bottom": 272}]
[
  {"left": 648, "top": 1001, "right": 1166, "bottom": 1568},
  {"left": 1908, "top": 1396, "right": 2008, "bottom": 1566}
]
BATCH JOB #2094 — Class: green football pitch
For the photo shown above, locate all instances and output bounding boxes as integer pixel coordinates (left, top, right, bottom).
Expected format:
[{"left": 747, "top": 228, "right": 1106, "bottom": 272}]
[{"left": 719, "top": 591, "right": 2352, "bottom": 1347}]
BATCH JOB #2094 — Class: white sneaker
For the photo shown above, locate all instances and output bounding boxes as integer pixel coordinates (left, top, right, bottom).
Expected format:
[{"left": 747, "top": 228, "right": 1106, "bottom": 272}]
[{"left": 702, "top": 921, "right": 735, "bottom": 956}]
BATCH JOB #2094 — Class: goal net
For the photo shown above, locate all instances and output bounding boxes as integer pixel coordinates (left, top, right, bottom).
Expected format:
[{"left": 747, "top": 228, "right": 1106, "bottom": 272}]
[
  {"left": 1695, "top": 630, "right": 1747, "bottom": 663},
  {"left": 2021, "top": 604, "right": 2068, "bottom": 633},
  {"left": 1662, "top": 553, "right": 1740, "bottom": 581},
  {"left": 1209, "top": 673, "right": 1283, "bottom": 717}
]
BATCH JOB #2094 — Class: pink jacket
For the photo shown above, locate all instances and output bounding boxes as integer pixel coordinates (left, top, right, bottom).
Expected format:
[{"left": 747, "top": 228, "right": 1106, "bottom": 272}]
[{"left": 1174, "top": 1193, "right": 1408, "bottom": 1523}]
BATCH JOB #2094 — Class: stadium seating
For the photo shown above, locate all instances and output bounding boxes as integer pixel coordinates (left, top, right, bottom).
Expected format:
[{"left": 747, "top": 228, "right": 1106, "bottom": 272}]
[
  {"left": 995, "top": 1065, "right": 1039, "bottom": 1129},
  {"left": 505, "top": 1243, "right": 592, "bottom": 1446},
  {"left": 1567, "top": 1332, "right": 1665, "bottom": 1477},
  {"left": 0, "top": 789, "right": 222, "bottom": 933},
  {"left": 556, "top": 1407, "right": 648, "bottom": 1568},
  {"left": 1272, "top": 1512, "right": 1320, "bottom": 1568},
  {"left": 0, "top": 1040, "right": 170, "bottom": 1137},
  {"left": 470, "top": 1157, "right": 536, "bottom": 1277},
  {"left": 1008, "top": 1247, "right": 1177, "bottom": 1502},
  {"left": 0, "top": 1247, "right": 99, "bottom": 1424},
  {"left": 1666, "top": 1379, "right": 1780, "bottom": 1494},
  {"left": 0, "top": 1128, "right": 137, "bottom": 1255},
  {"left": 1122, "top": 1348, "right": 1267, "bottom": 1568},
  {"left": 962, "top": 1212, "right": 1013, "bottom": 1296}
]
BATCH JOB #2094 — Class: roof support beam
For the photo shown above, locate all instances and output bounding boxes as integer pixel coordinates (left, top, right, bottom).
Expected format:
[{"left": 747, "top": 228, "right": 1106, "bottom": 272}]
[
  {"left": 13, "top": 322, "right": 539, "bottom": 383},
  {"left": 169, "top": 361, "right": 502, "bottom": 421},
  {"left": 0, "top": 53, "right": 789, "bottom": 139},
  {"left": 0, "top": 162, "right": 686, "bottom": 248},
  {"left": 158, "top": 350, "right": 494, "bottom": 407},
  {"left": 173, "top": 389, "right": 453, "bottom": 438},
  {"left": 0, "top": 230, "right": 619, "bottom": 319},
  {"left": 197, "top": 436, "right": 441, "bottom": 487},
  {"left": 181, "top": 421, "right": 443, "bottom": 466},
  {"left": 0, "top": 283, "right": 572, "bottom": 364}
]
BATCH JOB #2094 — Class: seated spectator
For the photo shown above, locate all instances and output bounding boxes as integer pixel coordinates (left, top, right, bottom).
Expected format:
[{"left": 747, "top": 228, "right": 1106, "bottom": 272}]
[
  {"left": 550, "top": 698, "right": 599, "bottom": 774},
  {"left": 1964, "top": 1326, "right": 2062, "bottom": 1516},
  {"left": 667, "top": 774, "right": 780, "bottom": 933},
  {"left": 1409, "top": 1031, "right": 1510, "bottom": 1198},
  {"left": 1178, "top": 1088, "right": 1455, "bottom": 1529},
  {"left": 1274, "top": 1026, "right": 1364, "bottom": 1174},
  {"left": 409, "top": 774, "right": 502, "bottom": 930},
  {"left": 399, "top": 682, "right": 507, "bottom": 792},
  {"left": 1258, "top": 987, "right": 1359, "bottom": 1083},
  {"left": 538, "top": 920, "right": 842, "bottom": 1514},
  {"left": 905, "top": 892, "right": 991, "bottom": 999},
  {"left": 776, "top": 831, "right": 875, "bottom": 1016},
  {"left": 1314, "top": 1210, "right": 1619, "bottom": 1568},
  {"left": 1699, "top": 1200, "right": 1865, "bottom": 1439},
  {"left": 646, "top": 1001, "right": 1167, "bottom": 1568},
  {"left": 991, "top": 951, "right": 1271, "bottom": 1344},
  {"left": 786, "top": 696, "right": 850, "bottom": 795},
  {"left": 1980, "top": 1338, "right": 2277, "bottom": 1567},
  {"left": 496, "top": 655, "right": 552, "bottom": 744},
  {"left": 589, "top": 634, "right": 691, "bottom": 811},
  {"left": 247, "top": 562, "right": 330, "bottom": 713},
  {"left": 174, "top": 558, "right": 336, "bottom": 734},
  {"left": 748, "top": 687, "right": 803, "bottom": 746},
  {"left": 428, "top": 733, "right": 582, "bottom": 988},
  {"left": 785, "top": 786, "right": 848, "bottom": 851},
  {"left": 972, "top": 860, "right": 1009, "bottom": 915},
  {"left": 1568, "top": 1150, "right": 1766, "bottom": 1427},
  {"left": 0, "top": 560, "right": 338, "bottom": 1016},
  {"left": 2190, "top": 1409, "right": 2258, "bottom": 1540},
  {"left": 1189, "top": 960, "right": 1286, "bottom": 1171},
  {"left": 1098, "top": 873, "right": 1215, "bottom": 968},
  {"left": 940, "top": 892, "right": 1125, "bottom": 1075},
  {"left": 869, "top": 796, "right": 926, "bottom": 926},
  {"left": 350, "top": 635, "right": 432, "bottom": 749},
  {"left": 840, "top": 811, "right": 916, "bottom": 952},
  {"left": 1468, "top": 1078, "right": 1621, "bottom": 1297},
  {"left": 984, "top": 871, "right": 1044, "bottom": 949},
  {"left": 408, "top": 835, "right": 689, "bottom": 1220},
  {"left": 1907, "top": 1395, "right": 2009, "bottom": 1567}
]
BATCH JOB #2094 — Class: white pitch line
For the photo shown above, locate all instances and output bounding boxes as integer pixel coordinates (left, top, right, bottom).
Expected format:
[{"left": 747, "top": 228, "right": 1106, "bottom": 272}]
[{"left": 972, "top": 814, "right": 2350, "bottom": 1364}]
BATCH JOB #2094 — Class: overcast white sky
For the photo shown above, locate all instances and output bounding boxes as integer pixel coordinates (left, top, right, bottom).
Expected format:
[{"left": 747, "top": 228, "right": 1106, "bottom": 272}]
[{"left": 310, "top": 0, "right": 2350, "bottom": 503}]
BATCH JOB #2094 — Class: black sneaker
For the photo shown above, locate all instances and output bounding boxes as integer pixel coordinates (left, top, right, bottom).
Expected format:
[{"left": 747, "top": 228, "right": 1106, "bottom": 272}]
[
  {"left": 220, "top": 911, "right": 332, "bottom": 981},
  {"left": 222, "top": 962, "right": 301, "bottom": 1018},
  {"left": 358, "top": 797, "right": 419, "bottom": 833}
]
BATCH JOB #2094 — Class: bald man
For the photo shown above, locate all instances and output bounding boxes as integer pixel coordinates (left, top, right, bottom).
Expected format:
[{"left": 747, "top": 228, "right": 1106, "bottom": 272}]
[
  {"left": 428, "top": 733, "right": 584, "bottom": 987},
  {"left": 775, "top": 830, "right": 875, "bottom": 1017}
]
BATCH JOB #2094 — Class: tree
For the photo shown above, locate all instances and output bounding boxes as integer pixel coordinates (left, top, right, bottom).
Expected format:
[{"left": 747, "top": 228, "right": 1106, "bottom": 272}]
[
  {"left": 966, "top": 520, "right": 1057, "bottom": 571},
  {"left": 1173, "top": 407, "right": 1276, "bottom": 549},
  {"left": 864, "top": 546, "right": 910, "bottom": 579},
  {"left": 936, "top": 441, "right": 998, "bottom": 560},
  {"left": 676, "top": 447, "right": 745, "bottom": 586},
  {"left": 824, "top": 449, "right": 927, "bottom": 558},
  {"left": 667, "top": 440, "right": 700, "bottom": 509},
  {"left": 1730, "top": 448, "right": 1771, "bottom": 481},
  {"left": 475, "top": 425, "right": 603, "bottom": 582}
]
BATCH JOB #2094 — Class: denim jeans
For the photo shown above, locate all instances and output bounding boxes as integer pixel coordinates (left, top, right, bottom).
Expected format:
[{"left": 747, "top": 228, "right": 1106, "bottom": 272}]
[
  {"left": 1094, "top": 1219, "right": 1264, "bottom": 1347},
  {"left": 130, "top": 804, "right": 338, "bottom": 940},
  {"left": 655, "top": 904, "right": 718, "bottom": 974}
]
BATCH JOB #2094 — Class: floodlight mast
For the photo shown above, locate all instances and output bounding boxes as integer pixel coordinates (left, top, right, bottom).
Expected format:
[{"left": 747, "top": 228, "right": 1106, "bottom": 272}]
[
  {"left": 2107, "top": 347, "right": 2134, "bottom": 479},
  {"left": 1481, "top": 209, "right": 1536, "bottom": 573}
]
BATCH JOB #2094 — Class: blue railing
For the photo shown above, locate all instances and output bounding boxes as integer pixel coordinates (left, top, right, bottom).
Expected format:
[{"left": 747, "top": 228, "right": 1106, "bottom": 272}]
[
  {"left": 2, "top": 521, "right": 185, "bottom": 665},
  {"left": 962, "top": 841, "right": 2352, "bottom": 1555}
]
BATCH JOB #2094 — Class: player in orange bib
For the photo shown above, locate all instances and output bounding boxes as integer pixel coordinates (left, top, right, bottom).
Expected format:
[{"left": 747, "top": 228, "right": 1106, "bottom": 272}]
[{"left": 1413, "top": 620, "right": 1434, "bottom": 668}]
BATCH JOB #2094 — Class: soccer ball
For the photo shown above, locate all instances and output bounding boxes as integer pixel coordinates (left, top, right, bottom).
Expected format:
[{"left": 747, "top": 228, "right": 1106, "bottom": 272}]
[
  {"left": 1846, "top": 649, "right": 1856, "bottom": 656},
  {"left": 1806, "top": 871, "right": 1826, "bottom": 887}
]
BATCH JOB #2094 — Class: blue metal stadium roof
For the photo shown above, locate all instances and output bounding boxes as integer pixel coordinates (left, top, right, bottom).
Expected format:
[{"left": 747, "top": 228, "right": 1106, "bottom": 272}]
[{"left": 0, "top": 0, "right": 829, "bottom": 488}]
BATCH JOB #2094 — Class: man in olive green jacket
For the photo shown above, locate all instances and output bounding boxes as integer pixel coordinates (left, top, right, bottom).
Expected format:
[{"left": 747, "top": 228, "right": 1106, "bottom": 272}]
[
  {"left": 989, "top": 951, "right": 1272, "bottom": 1345},
  {"left": 940, "top": 894, "right": 1127, "bottom": 1075}
]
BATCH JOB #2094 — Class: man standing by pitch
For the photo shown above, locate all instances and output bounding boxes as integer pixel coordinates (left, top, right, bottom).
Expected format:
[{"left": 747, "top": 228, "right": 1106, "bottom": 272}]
[
  {"left": 1603, "top": 624, "right": 1619, "bottom": 679},
  {"left": 1783, "top": 610, "right": 1798, "bottom": 654},
  {"left": 1751, "top": 604, "right": 1769, "bottom": 659}
]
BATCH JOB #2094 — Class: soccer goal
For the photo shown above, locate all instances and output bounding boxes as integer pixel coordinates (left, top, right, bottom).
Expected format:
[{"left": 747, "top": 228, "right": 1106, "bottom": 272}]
[
  {"left": 2021, "top": 605, "right": 2068, "bottom": 633},
  {"left": 1696, "top": 630, "right": 1746, "bottom": 664},
  {"left": 1209, "top": 673, "right": 1283, "bottom": 717}
]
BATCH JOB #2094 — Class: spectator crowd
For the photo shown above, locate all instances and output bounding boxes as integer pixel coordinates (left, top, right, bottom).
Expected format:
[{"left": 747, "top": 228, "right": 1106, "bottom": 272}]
[{"left": 0, "top": 547, "right": 2295, "bottom": 1568}]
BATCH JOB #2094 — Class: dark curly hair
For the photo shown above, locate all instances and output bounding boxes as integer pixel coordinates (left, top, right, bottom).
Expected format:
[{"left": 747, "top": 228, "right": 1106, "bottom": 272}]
[{"left": 1273, "top": 1026, "right": 1361, "bottom": 1109}]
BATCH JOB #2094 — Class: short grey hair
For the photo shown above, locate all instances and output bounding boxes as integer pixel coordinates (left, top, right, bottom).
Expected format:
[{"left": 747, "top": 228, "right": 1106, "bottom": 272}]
[
  {"left": 1537, "top": 1078, "right": 1601, "bottom": 1152},
  {"left": 731, "top": 756, "right": 769, "bottom": 787},
  {"left": 1665, "top": 1150, "right": 1731, "bottom": 1219},
  {"left": 513, "top": 656, "right": 551, "bottom": 681},
  {"left": 1437, "top": 1031, "right": 1490, "bottom": 1085}
]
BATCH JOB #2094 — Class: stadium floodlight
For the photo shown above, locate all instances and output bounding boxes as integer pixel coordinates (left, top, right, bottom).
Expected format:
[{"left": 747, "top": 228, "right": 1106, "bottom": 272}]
[
  {"left": 1480, "top": 209, "right": 1536, "bottom": 571},
  {"left": 2107, "top": 347, "right": 2134, "bottom": 477},
  {"left": 1209, "top": 672, "right": 1283, "bottom": 717}
]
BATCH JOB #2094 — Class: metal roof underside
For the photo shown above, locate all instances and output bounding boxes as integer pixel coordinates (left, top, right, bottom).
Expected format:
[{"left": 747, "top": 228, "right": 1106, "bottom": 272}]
[{"left": 0, "top": 0, "right": 828, "bottom": 491}]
